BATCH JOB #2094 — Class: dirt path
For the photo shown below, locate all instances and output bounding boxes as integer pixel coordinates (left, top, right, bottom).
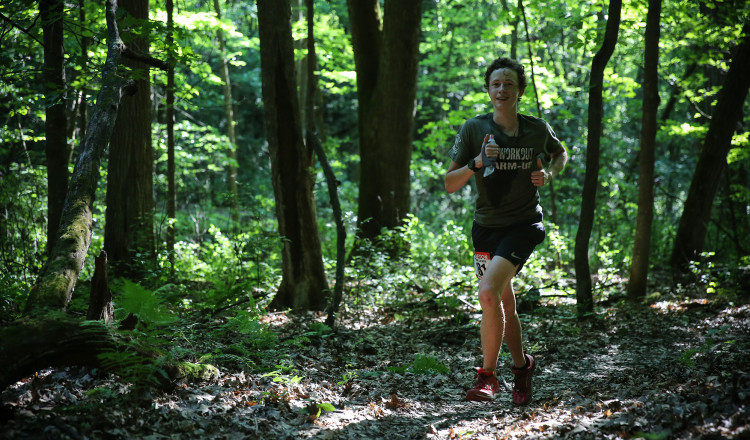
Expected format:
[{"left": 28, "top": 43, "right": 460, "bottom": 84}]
[{"left": 2, "top": 294, "right": 749, "bottom": 439}]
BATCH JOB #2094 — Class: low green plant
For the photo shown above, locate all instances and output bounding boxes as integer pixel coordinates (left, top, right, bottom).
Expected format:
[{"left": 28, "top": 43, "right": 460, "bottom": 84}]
[
  {"left": 262, "top": 370, "right": 303, "bottom": 385},
  {"left": 337, "top": 365, "right": 358, "bottom": 385},
  {"left": 388, "top": 354, "right": 450, "bottom": 375}
]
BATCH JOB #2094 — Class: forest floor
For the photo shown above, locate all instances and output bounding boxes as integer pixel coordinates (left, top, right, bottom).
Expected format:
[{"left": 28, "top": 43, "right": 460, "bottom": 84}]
[{"left": 2, "top": 275, "right": 750, "bottom": 439}]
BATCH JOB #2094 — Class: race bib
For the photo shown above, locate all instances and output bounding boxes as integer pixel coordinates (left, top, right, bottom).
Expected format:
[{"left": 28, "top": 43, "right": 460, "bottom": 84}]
[{"left": 474, "top": 251, "right": 491, "bottom": 279}]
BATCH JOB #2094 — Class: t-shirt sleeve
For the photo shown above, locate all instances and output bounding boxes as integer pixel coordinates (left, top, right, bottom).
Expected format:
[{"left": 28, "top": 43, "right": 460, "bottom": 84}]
[
  {"left": 448, "top": 123, "right": 472, "bottom": 166},
  {"left": 542, "top": 121, "right": 564, "bottom": 157}
]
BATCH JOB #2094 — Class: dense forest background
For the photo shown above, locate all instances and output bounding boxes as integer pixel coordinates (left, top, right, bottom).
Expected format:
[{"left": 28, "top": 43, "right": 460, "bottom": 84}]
[
  {"left": 1, "top": 0, "right": 750, "bottom": 438},
  {"left": 2, "top": 0, "right": 748, "bottom": 314}
]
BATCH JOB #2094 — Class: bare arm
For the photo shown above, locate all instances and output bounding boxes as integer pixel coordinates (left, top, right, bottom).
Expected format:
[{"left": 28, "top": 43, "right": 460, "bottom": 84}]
[
  {"left": 531, "top": 146, "right": 568, "bottom": 186},
  {"left": 445, "top": 134, "right": 491, "bottom": 194},
  {"left": 445, "top": 159, "right": 477, "bottom": 194}
]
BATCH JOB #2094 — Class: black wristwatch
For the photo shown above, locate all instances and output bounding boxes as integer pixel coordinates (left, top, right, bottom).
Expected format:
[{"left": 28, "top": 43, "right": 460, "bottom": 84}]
[{"left": 467, "top": 159, "right": 480, "bottom": 172}]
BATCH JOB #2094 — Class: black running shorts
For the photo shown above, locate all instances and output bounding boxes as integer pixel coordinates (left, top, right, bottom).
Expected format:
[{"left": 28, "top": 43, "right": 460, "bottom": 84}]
[{"left": 471, "top": 219, "right": 545, "bottom": 277}]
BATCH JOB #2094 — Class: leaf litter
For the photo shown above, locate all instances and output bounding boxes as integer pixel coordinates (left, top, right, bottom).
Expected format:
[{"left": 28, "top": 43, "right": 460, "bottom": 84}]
[{"left": 2, "top": 285, "right": 749, "bottom": 439}]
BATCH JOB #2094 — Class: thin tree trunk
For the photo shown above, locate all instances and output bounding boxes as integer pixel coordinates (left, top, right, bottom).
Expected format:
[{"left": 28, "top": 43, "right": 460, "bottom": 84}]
[
  {"left": 77, "top": 0, "right": 89, "bottom": 142},
  {"left": 166, "top": 0, "right": 176, "bottom": 274},
  {"left": 670, "top": 22, "right": 750, "bottom": 271},
  {"left": 499, "top": 0, "right": 520, "bottom": 59},
  {"left": 627, "top": 0, "right": 661, "bottom": 302},
  {"left": 25, "top": 0, "right": 136, "bottom": 316},
  {"left": 213, "top": 0, "right": 239, "bottom": 226},
  {"left": 662, "top": 63, "right": 697, "bottom": 218},
  {"left": 299, "top": 0, "right": 346, "bottom": 326},
  {"left": 574, "top": 0, "right": 621, "bottom": 317},
  {"left": 41, "top": 0, "right": 70, "bottom": 255}
]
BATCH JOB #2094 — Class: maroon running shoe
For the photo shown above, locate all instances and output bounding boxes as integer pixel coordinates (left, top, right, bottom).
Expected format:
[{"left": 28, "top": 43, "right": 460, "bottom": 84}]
[
  {"left": 465, "top": 368, "right": 500, "bottom": 401},
  {"left": 510, "top": 353, "right": 535, "bottom": 405}
]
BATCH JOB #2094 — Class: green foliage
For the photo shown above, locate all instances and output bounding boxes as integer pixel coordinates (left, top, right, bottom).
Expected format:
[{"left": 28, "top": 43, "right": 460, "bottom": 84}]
[
  {"left": 222, "top": 309, "right": 277, "bottom": 350},
  {"left": 97, "top": 349, "right": 169, "bottom": 390},
  {"left": 115, "top": 280, "right": 177, "bottom": 325},
  {"left": 388, "top": 354, "right": 450, "bottom": 375},
  {"left": 0, "top": 164, "right": 47, "bottom": 320},
  {"left": 262, "top": 370, "right": 303, "bottom": 385},
  {"left": 2, "top": 0, "right": 749, "bottom": 339}
]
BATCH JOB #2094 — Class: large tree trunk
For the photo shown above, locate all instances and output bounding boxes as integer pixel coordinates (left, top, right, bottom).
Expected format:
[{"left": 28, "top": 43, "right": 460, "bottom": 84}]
[
  {"left": 626, "top": 0, "right": 661, "bottom": 301},
  {"left": 41, "top": 0, "right": 70, "bottom": 255},
  {"left": 670, "top": 22, "right": 750, "bottom": 271},
  {"left": 347, "top": 0, "right": 423, "bottom": 243},
  {"left": 105, "top": 0, "right": 155, "bottom": 278},
  {"left": 574, "top": 0, "right": 621, "bottom": 317},
  {"left": 257, "top": 0, "right": 329, "bottom": 311},
  {"left": 24, "top": 0, "right": 135, "bottom": 317}
]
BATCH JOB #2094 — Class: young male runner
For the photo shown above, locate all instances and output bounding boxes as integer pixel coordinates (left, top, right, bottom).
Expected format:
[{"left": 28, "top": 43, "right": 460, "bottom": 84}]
[{"left": 444, "top": 57, "right": 568, "bottom": 404}]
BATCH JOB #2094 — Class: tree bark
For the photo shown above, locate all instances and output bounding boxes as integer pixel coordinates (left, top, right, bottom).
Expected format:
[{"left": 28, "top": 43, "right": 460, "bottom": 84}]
[
  {"left": 574, "top": 0, "right": 621, "bottom": 317},
  {"left": 86, "top": 251, "right": 114, "bottom": 323},
  {"left": 24, "top": 0, "right": 136, "bottom": 316},
  {"left": 213, "top": 0, "right": 239, "bottom": 226},
  {"left": 626, "top": 0, "right": 661, "bottom": 301},
  {"left": 77, "top": 0, "right": 89, "bottom": 141},
  {"left": 670, "top": 22, "right": 750, "bottom": 271},
  {"left": 257, "top": 0, "right": 329, "bottom": 311},
  {"left": 41, "top": 0, "right": 70, "bottom": 256},
  {"left": 105, "top": 0, "right": 155, "bottom": 278},
  {"left": 299, "top": 0, "right": 346, "bottom": 325},
  {"left": 347, "top": 0, "right": 423, "bottom": 243},
  {"left": 166, "top": 0, "right": 176, "bottom": 274}
]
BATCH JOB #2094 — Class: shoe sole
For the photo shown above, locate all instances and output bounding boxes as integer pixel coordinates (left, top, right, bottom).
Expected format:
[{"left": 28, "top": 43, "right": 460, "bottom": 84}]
[{"left": 465, "top": 391, "right": 496, "bottom": 401}]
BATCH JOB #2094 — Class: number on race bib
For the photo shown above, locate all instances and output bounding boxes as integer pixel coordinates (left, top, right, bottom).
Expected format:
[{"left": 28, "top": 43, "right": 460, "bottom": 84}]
[{"left": 474, "top": 252, "right": 491, "bottom": 279}]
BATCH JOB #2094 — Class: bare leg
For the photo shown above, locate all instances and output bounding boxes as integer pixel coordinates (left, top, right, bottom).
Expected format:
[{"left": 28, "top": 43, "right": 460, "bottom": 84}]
[
  {"left": 501, "top": 281, "right": 526, "bottom": 368},
  {"left": 478, "top": 256, "right": 517, "bottom": 370}
]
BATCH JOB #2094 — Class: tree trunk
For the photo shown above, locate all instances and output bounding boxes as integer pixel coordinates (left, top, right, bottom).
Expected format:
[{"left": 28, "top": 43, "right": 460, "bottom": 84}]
[
  {"left": 347, "top": 0, "right": 423, "bottom": 243},
  {"left": 166, "top": 0, "right": 176, "bottom": 274},
  {"left": 105, "top": 0, "right": 155, "bottom": 278},
  {"left": 670, "top": 22, "right": 750, "bottom": 271},
  {"left": 24, "top": 0, "right": 136, "bottom": 317},
  {"left": 41, "top": 0, "right": 70, "bottom": 256},
  {"left": 299, "top": 0, "right": 346, "bottom": 326},
  {"left": 86, "top": 251, "right": 114, "bottom": 322},
  {"left": 574, "top": 0, "right": 621, "bottom": 317},
  {"left": 626, "top": 0, "right": 661, "bottom": 301},
  {"left": 257, "top": 0, "right": 329, "bottom": 311},
  {"left": 213, "top": 0, "right": 239, "bottom": 226},
  {"left": 78, "top": 0, "right": 89, "bottom": 141}
]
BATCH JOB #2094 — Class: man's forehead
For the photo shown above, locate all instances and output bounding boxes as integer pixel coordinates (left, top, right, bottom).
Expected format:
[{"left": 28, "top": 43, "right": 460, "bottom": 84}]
[{"left": 489, "top": 68, "right": 518, "bottom": 81}]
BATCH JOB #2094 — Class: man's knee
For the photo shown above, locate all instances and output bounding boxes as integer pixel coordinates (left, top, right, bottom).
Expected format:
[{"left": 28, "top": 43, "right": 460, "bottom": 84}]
[{"left": 478, "top": 287, "right": 501, "bottom": 310}]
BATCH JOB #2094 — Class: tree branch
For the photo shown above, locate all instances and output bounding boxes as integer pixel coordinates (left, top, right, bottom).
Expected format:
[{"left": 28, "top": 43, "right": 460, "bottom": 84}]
[
  {"left": 122, "top": 46, "right": 170, "bottom": 71},
  {"left": 0, "top": 11, "right": 43, "bottom": 46}
]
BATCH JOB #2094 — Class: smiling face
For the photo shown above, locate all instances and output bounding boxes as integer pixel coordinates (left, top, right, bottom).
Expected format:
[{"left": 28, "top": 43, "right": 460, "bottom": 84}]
[{"left": 488, "top": 68, "right": 525, "bottom": 113}]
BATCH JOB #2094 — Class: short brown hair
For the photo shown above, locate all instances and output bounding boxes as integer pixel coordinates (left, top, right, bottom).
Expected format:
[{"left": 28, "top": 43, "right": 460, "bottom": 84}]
[{"left": 484, "top": 57, "right": 527, "bottom": 91}]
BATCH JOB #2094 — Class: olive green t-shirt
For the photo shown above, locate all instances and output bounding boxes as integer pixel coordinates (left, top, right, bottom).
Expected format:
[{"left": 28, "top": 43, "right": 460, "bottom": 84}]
[{"left": 448, "top": 113, "right": 564, "bottom": 227}]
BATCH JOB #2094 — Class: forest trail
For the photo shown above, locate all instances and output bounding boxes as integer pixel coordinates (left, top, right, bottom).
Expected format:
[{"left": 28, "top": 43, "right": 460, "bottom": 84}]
[{"left": 2, "top": 289, "right": 749, "bottom": 439}]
